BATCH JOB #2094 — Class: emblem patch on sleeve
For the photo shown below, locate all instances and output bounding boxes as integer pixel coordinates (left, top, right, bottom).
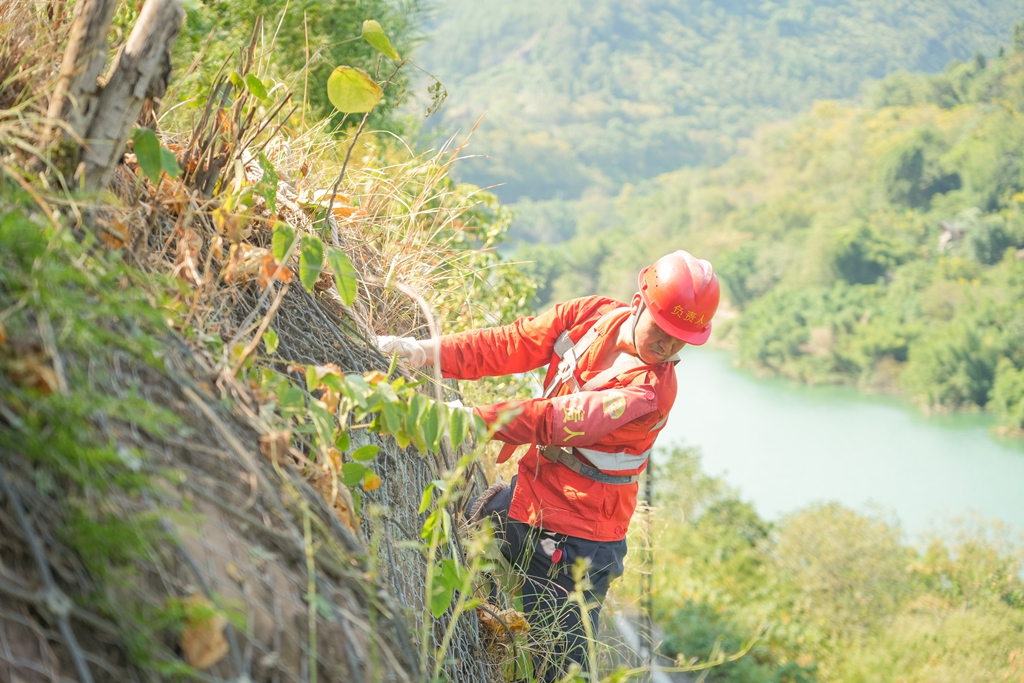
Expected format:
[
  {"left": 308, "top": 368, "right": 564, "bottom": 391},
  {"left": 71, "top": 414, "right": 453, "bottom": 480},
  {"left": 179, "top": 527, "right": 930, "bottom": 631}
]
[{"left": 602, "top": 392, "right": 626, "bottom": 419}]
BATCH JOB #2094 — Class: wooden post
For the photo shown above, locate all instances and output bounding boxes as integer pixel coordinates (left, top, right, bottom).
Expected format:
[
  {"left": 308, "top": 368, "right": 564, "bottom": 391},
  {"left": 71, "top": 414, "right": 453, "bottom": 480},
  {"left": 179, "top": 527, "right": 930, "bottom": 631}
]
[
  {"left": 44, "top": 0, "right": 119, "bottom": 140},
  {"left": 81, "top": 0, "right": 185, "bottom": 191}
]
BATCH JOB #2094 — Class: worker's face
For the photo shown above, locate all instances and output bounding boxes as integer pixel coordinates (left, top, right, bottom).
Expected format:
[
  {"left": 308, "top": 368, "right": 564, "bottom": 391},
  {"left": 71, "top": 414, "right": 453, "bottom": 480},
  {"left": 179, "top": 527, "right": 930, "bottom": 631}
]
[{"left": 630, "top": 294, "right": 687, "bottom": 363}]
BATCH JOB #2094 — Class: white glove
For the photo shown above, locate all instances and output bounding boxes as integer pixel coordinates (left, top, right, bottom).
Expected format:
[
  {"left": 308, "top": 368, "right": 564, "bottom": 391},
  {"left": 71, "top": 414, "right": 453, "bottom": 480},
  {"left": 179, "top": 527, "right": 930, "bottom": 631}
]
[{"left": 376, "top": 335, "right": 427, "bottom": 369}]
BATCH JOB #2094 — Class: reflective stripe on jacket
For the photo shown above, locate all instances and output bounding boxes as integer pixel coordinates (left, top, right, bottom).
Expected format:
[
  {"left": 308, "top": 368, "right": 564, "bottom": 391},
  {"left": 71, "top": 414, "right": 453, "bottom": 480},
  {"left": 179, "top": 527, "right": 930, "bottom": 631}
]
[{"left": 439, "top": 296, "right": 678, "bottom": 541}]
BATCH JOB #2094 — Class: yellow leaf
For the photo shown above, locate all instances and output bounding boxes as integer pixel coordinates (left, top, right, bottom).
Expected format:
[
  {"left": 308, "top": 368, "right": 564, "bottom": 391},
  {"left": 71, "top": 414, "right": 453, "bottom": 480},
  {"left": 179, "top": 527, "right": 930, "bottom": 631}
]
[
  {"left": 315, "top": 474, "right": 358, "bottom": 532},
  {"left": 6, "top": 354, "right": 59, "bottom": 394},
  {"left": 259, "top": 430, "right": 291, "bottom": 464},
  {"left": 327, "top": 66, "right": 382, "bottom": 113},
  {"left": 99, "top": 216, "right": 130, "bottom": 249},
  {"left": 477, "top": 605, "right": 531, "bottom": 640},
  {"left": 180, "top": 595, "right": 229, "bottom": 670},
  {"left": 362, "top": 472, "right": 381, "bottom": 491},
  {"left": 363, "top": 369, "right": 386, "bottom": 384},
  {"left": 258, "top": 252, "right": 294, "bottom": 289}
]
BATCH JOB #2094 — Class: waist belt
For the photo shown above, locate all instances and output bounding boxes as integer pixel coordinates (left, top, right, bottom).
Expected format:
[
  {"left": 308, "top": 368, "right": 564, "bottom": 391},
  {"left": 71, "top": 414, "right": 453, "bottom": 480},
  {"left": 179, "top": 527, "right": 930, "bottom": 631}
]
[{"left": 540, "top": 446, "right": 641, "bottom": 485}]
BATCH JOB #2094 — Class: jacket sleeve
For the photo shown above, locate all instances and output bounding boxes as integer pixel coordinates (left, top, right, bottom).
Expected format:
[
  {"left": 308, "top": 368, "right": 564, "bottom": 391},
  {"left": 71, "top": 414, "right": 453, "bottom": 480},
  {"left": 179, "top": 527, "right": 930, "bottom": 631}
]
[
  {"left": 474, "top": 365, "right": 676, "bottom": 456},
  {"left": 439, "top": 297, "right": 610, "bottom": 380},
  {"left": 474, "top": 385, "right": 661, "bottom": 448}
]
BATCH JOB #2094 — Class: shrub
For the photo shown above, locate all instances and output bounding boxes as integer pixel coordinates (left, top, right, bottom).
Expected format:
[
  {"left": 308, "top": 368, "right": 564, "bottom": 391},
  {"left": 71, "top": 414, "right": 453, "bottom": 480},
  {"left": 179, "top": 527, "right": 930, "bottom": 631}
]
[{"left": 989, "top": 357, "right": 1024, "bottom": 430}]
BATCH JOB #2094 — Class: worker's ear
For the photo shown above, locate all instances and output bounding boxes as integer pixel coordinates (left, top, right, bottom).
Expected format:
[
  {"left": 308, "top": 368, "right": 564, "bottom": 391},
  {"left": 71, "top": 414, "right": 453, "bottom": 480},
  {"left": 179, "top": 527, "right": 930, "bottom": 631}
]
[{"left": 630, "top": 292, "right": 643, "bottom": 314}]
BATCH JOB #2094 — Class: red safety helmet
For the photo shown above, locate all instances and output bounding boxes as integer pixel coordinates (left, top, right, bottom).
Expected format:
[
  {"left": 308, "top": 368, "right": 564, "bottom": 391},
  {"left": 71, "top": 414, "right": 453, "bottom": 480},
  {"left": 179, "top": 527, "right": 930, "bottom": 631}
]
[{"left": 638, "top": 250, "right": 720, "bottom": 345}]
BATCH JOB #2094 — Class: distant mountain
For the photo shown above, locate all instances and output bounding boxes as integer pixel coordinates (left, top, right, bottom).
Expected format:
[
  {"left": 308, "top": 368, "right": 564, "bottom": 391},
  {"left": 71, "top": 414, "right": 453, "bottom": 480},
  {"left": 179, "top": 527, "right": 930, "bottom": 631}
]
[{"left": 416, "top": 0, "right": 1019, "bottom": 201}]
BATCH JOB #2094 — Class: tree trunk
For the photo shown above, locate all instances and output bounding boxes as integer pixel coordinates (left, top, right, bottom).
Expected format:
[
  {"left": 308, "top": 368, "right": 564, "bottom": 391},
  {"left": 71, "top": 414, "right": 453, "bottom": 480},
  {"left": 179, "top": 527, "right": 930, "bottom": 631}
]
[
  {"left": 81, "top": 0, "right": 185, "bottom": 191},
  {"left": 44, "top": 0, "right": 118, "bottom": 140}
]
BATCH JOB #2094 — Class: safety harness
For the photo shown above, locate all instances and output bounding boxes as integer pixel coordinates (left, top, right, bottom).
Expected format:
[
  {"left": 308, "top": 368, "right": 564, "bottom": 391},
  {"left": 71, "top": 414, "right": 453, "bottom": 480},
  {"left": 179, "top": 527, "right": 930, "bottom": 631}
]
[{"left": 538, "top": 307, "right": 669, "bottom": 485}]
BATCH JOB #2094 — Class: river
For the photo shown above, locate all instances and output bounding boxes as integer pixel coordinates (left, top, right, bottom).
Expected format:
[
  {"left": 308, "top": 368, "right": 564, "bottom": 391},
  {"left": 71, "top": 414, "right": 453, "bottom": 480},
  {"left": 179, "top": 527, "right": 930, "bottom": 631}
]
[{"left": 659, "top": 350, "right": 1024, "bottom": 538}]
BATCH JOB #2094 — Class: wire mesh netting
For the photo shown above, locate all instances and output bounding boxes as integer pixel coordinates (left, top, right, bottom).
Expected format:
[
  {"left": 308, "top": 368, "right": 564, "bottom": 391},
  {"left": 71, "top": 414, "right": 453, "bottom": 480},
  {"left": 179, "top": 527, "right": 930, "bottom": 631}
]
[{"left": 0, "top": 266, "right": 499, "bottom": 682}]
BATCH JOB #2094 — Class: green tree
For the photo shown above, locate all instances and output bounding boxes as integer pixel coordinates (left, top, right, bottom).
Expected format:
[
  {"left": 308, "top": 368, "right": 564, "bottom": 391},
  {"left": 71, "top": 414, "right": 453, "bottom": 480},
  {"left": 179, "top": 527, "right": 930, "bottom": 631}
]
[
  {"left": 990, "top": 357, "right": 1024, "bottom": 430},
  {"left": 772, "top": 503, "right": 910, "bottom": 641},
  {"left": 830, "top": 222, "right": 912, "bottom": 285}
]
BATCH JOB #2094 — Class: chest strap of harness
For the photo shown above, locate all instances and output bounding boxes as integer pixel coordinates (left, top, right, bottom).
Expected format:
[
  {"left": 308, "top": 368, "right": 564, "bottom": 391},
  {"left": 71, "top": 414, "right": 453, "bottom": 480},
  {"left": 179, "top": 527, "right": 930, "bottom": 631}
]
[
  {"left": 497, "top": 308, "right": 670, "bottom": 483},
  {"left": 542, "top": 307, "right": 632, "bottom": 398},
  {"left": 534, "top": 308, "right": 648, "bottom": 484}
]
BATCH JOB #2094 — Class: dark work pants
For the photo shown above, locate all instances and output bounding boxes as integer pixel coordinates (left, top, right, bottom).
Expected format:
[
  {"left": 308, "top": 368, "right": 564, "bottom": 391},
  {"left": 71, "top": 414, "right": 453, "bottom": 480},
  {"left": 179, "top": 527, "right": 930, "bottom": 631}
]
[{"left": 481, "top": 476, "right": 627, "bottom": 682}]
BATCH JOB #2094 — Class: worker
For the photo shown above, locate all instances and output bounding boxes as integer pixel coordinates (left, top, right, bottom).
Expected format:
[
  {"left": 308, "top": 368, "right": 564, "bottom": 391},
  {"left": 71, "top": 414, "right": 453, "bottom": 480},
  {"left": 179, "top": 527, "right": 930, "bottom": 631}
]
[{"left": 378, "top": 250, "right": 720, "bottom": 681}]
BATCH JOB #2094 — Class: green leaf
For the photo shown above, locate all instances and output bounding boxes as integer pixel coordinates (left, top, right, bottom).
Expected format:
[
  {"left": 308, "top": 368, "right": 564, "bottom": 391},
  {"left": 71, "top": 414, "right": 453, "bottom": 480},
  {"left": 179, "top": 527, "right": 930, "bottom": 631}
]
[
  {"left": 279, "top": 385, "right": 306, "bottom": 418},
  {"left": 421, "top": 402, "right": 445, "bottom": 454},
  {"left": 449, "top": 406, "right": 470, "bottom": 447},
  {"left": 263, "top": 327, "right": 279, "bottom": 355},
  {"left": 429, "top": 580, "right": 454, "bottom": 618},
  {"left": 421, "top": 509, "right": 439, "bottom": 539},
  {"left": 441, "top": 509, "right": 452, "bottom": 540},
  {"left": 271, "top": 221, "right": 296, "bottom": 263},
  {"left": 362, "top": 19, "right": 399, "bottom": 61},
  {"left": 255, "top": 153, "right": 278, "bottom": 213},
  {"left": 419, "top": 483, "right": 435, "bottom": 514},
  {"left": 245, "top": 73, "right": 268, "bottom": 100},
  {"left": 380, "top": 400, "right": 402, "bottom": 436},
  {"left": 345, "top": 374, "right": 371, "bottom": 408},
  {"left": 326, "top": 247, "right": 359, "bottom": 305},
  {"left": 425, "top": 78, "right": 448, "bottom": 118},
  {"left": 133, "top": 128, "right": 162, "bottom": 183},
  {"left": 335, "top": 430, "right": 350, "bottom": 452},
  {"left": 309, "top": 401, "right": 334, "bottom": 445},
  {"left": 341, "top": 462, "right": 367, "bottom": 486},
  {"left": 299, "top": 234, "right": 324, "bottom": 292},
  {"left": 160, "top": 146, "right": 181, "bottom": 179},
  {"left": 393, "top": 430, "right": 411, "bottom": 449},
  {"left": 305, "top": 365, "right": 319, "bottom": 392},
  {"left": 350, "top": 444, "right": 380, "bottom": 462},
  {"left": 229, "top": 71, "right": 244, "bottom": 90},
  {"left": 376, "top": 382, "right": 400, "bottom": 403},
  {"left": 439, "top": 558, "right": 467, "bottom": 590},
  {"left": 320, "top": 373, "right": 344, "bottom": 393},
  {"left": 406, "top": 393, "right": 429, "bottom": 451},
  {"left": 472, "top": 413, "right": 488, "bottom": 438},
  {"left": 326, "top": 66, "right": 382, "bottom": 113}
]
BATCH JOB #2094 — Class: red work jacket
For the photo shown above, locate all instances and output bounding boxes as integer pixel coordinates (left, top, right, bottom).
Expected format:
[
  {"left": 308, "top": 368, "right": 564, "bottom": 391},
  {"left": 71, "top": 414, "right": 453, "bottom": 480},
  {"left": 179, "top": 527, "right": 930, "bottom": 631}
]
[{"left": 440, "top": 296, "right": 678, "bottom": 542}]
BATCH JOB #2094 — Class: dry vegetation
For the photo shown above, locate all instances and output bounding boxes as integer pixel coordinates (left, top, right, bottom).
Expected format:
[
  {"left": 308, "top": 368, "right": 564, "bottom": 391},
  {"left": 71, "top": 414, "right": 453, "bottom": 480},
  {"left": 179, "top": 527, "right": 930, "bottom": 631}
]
[{"left": 0, "top": 2, "right": 526, "bottom": 681}]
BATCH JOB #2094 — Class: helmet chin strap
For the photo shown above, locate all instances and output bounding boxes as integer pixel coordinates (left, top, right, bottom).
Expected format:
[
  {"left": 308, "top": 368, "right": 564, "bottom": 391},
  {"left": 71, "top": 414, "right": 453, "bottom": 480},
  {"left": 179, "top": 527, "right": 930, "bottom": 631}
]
[{"left": 631, "top": 301, "right": 656, "bottom": 364}]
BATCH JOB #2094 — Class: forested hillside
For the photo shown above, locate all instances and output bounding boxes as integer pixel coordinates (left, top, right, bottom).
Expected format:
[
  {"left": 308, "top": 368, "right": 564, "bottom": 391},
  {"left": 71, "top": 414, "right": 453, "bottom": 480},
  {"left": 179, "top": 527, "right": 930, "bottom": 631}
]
[
  {"left": 418, "top": 0, "right": 1020, "bottom": 201},
  {"left": 516, "top": 33, "right": 1024, "bottom": 432},
  {"left": 622, "top": 446, "right": 1024, "bottom": 683}
]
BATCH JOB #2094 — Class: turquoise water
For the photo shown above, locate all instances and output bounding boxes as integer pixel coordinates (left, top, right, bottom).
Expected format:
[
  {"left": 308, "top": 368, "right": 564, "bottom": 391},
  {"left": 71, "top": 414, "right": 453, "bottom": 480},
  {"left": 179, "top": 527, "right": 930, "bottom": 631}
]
[{"left": 659, "top": 350, "right": 1024, "bottom": 538}]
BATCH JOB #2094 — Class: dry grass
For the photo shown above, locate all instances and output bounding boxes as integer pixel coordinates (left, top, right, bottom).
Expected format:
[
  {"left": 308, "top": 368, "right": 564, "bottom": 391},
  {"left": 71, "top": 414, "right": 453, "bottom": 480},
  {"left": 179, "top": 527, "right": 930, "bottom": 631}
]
[{"left": 0, "top": 1, "right": 64, "bottom": 111}]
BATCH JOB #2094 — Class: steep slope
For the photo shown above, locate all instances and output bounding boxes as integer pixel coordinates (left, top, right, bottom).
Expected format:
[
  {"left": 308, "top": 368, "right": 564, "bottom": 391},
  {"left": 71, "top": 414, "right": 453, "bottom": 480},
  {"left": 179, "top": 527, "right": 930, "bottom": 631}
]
[{"left": 0, "top": 3, "right": 527, "bottom": 681}]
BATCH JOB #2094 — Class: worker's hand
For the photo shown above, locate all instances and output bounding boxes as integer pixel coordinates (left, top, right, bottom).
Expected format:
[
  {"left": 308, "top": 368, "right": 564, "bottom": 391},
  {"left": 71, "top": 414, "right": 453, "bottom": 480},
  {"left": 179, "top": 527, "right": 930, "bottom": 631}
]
[{"left": 376, "top": 336, "right": 427, "bottom": 368}]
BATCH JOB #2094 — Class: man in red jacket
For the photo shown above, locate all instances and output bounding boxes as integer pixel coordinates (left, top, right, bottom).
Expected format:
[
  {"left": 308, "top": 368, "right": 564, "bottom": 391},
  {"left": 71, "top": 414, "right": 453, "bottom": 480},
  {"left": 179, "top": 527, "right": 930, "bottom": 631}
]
[{"left": 379, "top": 250, "right": 720, "bottom": 680}]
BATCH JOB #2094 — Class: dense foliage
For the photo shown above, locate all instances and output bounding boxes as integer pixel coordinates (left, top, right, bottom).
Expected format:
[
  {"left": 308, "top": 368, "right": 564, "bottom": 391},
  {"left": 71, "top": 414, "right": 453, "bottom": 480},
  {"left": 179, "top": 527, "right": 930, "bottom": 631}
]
[
  {"left": 516, "top": 34, "right": 1024, "bottom": 432},
  {"left": 418, "top": 0, "right": 1020, "bottom": 201},
  {"left": 172, "top": 0, "right": 427, "bottom": 130},
  {"left": 618, "top": 447, "right": 1024, "bottom": 683}
]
